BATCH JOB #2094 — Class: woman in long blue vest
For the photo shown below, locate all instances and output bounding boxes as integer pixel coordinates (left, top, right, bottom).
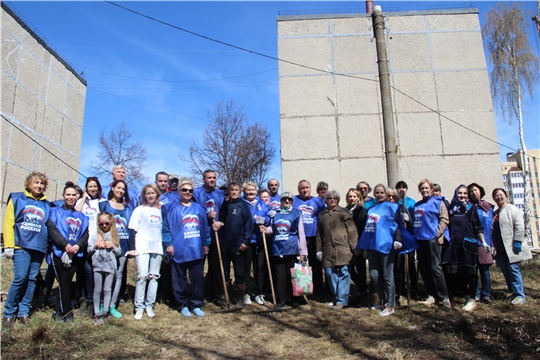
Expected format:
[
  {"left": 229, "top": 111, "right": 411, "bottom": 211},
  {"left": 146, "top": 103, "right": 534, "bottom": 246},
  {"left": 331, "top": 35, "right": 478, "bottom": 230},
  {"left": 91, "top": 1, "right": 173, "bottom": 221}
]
[
  {"left": 98, "top": 179, "right": 135, "bottom": 318},
  {"left": 356, "top": 184, "right": 417, "bottom": 317},
  {"left": 412, "top": 179, "right": 451, "bottom": 309},
  {"left": 260, "top": 191, "right": 307, "bottom": 308},
  {"left": 2, "top": 172, "right": 51, "bottom": 330},
  {"left": 49, "top": 182, "right": 89, "bottom": 322}
]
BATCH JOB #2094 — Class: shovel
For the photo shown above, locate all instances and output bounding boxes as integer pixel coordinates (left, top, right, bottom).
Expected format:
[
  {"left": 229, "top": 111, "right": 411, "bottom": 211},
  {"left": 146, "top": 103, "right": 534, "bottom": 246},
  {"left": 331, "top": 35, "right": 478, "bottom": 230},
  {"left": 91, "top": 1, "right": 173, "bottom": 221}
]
[
  {"left": 257, "top": 217, "right": 284, "bottom": 312},
  {"left": 213, "top": 222, "right": 241, "bottom": 313}
]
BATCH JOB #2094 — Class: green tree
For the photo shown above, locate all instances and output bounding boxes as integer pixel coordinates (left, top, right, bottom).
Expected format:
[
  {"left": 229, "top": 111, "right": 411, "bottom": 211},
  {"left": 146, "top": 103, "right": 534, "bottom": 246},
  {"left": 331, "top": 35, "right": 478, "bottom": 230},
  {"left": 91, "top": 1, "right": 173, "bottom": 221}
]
[{"left": 482, "top": 2, "right": 539, "bottom": 241}]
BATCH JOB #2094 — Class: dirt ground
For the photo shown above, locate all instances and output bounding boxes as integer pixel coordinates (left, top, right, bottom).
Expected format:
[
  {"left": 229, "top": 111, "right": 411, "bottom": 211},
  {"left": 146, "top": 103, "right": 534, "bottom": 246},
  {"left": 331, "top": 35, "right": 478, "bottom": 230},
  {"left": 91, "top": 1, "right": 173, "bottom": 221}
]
[{"left": 1, "top": 256, "right": 539, "bottom": 359}]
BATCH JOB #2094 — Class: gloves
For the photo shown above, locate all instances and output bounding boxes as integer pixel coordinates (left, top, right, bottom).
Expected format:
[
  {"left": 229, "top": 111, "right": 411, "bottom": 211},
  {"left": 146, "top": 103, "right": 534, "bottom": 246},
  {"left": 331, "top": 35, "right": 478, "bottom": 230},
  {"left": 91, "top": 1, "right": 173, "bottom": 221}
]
[
  {"left": 491, "top": 247, "right": 497, "bottom": 257},
  {"left": 482, "top": 243, "right": 491, "bottom": 253},
  {"left": 400, "top": 212, "right": 410, "bottom": 222},
  {"left": 393, "top": 241, "right": 403, "bottom": 250},
  {"left": 61, "top": 252, "right": 73, "bottom": 268},
  {"left": 4, "top": 248, "right": 14, "bottom": 260},
  {"left": 513, "top": 241, "right": 522, "bottom": 254},
  {"left": 268, "top": 210, "right": 276, "bottom": 218},
  {"left": 316, "top": 251, "right": 323, "bottom": 262}
]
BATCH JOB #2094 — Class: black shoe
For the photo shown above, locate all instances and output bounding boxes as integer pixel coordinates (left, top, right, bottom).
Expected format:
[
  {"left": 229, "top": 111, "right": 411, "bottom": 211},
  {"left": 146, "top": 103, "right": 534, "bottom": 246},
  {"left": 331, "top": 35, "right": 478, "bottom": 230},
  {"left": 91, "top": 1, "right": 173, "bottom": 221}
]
[
  {"left": 17, "top": 316, "right": 30, "bottom": 325},
  {"left": 276, "top": 302, "right": 286, "bottom": 309},
  {"left": 235, "top": 291, "right": 245, "bottom": 310},
  {"left": 52, "top": 312, "right": 62, "bottom": 321},
  {"left": 2, "top": 317, "right": 14, "bottom": 332},
  {"left": 291, "top": 302, "right": 300, "bottom": 308},
  {"left": 62, "top": 312, "right": 74, "bottom": 323}
]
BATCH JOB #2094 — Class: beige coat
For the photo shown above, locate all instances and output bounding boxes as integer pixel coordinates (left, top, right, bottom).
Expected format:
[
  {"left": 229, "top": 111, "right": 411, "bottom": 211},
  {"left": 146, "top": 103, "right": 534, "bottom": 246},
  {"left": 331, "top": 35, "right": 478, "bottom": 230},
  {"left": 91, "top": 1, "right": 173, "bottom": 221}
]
[
  {"left": 494, "top": 204, "right": 532, "bottom": 264},
  {"left": 316, "top": 205, "right": 358, "bottom": 268}
]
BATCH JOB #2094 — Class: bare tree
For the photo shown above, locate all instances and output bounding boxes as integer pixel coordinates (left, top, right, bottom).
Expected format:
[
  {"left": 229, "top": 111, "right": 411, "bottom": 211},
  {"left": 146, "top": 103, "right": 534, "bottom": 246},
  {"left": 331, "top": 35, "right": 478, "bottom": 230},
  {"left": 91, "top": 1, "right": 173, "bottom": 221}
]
[
  {"left": 184, "top": 100, "right": 275, "bottom": 188},
  {"left": 89, "top": 122, "right": 148, "bottom": 187},
  {"left": 483, "top": 3, "right": 540, "bottom": 242}
]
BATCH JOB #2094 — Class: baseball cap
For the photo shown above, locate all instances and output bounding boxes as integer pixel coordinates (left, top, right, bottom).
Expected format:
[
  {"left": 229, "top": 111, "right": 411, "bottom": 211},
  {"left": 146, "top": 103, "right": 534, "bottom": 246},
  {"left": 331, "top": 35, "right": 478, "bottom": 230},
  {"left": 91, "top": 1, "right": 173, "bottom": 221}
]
[
  {"left": 169, "top": 174, "right": 179, "bottom": 181},
  {"left": 281, "top": 191, "right": 293, "bottom": 199}
]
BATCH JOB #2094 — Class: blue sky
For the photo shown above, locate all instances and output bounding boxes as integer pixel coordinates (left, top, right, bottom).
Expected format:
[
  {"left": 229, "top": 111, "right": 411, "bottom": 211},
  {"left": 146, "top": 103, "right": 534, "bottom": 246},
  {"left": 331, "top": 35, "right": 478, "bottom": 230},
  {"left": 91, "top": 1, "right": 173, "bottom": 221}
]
[{"left": 6, "top": 0, "right": 540, "bottom": 186}]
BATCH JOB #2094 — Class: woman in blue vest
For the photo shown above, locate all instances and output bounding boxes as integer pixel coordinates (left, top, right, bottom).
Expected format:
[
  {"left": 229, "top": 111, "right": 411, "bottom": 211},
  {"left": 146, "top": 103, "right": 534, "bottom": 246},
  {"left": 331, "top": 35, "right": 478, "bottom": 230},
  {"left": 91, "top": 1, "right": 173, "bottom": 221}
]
[
  {"left": 242, "top": 181, "right": 270, "bottom": 305},
  {"left": 2, "top": 172, "right": 52, "bottom": 330},
  {"left": 161, "top": 179, "right": 208, "bottom": 317},
  {"left": 49, "top": 182, "right": 89, "bottom": 322},
  {"left": 468, "top": 183, "right": 495, "bottom": 304},
  {"left": 412, "top": 179, "right": 451, "bottom": 308},
  {"left": 356, "top": 184, "right": 417, "bottom": 316},
  {"left": 98, "top": 179, "right": 135, "bottom": 318},
  {"left": 443, "top": 185, "right": 486, "bottom": 312},
  {"left": 259, "top": 191, "right": 307, "bottom": 308}
]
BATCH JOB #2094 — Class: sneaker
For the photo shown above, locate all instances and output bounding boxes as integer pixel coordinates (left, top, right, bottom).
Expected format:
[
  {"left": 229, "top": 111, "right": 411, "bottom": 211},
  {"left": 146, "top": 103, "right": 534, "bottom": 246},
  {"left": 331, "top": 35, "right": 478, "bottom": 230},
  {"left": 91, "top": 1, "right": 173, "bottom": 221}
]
[
  {"left": 146, "top": 307, "right": 155, "bottom": 318},
  {"left": 511, "top": 296, "right": 526, "bottom": 306},
  {"left": 327, "top": 302, "right": 335, "bottom": 307},
  {"left": 421, "top": 296, "right": 436, "bottom": 306},
  {"left": 255, "top": 295, "right": 265, "bottom": 305},
  {"left": 371, "top": 302, "right": 382, "bottom": 310},
  {"left": 94, "top": 316, "right": 104, "bottom": 326},
  {"left": 380, "top": 307, "right": 395, "bottom": 317},
  {"left": 462, "top": 298, "right": 477, "bottom": 312},
  {"left": 134, "top": 310, "right": 144, "bottom": 320},
  {"left": 180, "top": 307, "right": 192, "bottom": 317},
  {"left": 244, "top": 294, "right": 252, "bottom": 305},
  {"left": 441, "top": 298, "right": 451, "bottom": 309},
  {"left": 333, "top": 304, "right": 344, "bottom": 310},
  {"left": 109, "top": 306, "right": 122, "bottom": 319},
  {"left": 192, "top": 308, "right": 205, "bottom": 317}
]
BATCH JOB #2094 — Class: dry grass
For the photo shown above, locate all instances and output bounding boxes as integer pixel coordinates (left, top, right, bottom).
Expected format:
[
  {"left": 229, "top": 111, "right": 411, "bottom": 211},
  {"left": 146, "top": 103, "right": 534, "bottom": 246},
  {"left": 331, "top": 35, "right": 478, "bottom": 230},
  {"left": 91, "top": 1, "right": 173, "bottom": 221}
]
[{"left": 1, "top": 256, "right": 540, "bottom": 359}]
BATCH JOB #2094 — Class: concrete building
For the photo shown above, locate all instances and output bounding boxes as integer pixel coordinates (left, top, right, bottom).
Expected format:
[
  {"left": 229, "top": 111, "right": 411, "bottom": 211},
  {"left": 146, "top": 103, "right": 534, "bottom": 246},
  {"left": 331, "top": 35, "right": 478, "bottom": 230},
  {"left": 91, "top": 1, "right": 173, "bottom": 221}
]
[
  {"left": 502, "top": 150, "right": 540, "bottom": 248},
  {"left": 1, "top": 3, "right": 86, "bottom": 221},
  {"left": 277, "top": 7, "right": 501, "bottom": 203}
]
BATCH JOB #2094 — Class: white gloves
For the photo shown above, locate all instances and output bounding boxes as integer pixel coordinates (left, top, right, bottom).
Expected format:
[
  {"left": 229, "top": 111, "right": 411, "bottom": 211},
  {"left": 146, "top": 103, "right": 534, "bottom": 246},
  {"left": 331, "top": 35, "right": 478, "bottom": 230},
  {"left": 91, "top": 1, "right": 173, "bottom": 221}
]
[
  {"left": 61, "top": 252, "right": 73, "bottom": 268},
  {"left": 482, "top": 243, "right": 491, "bottom": 253},
  {"left": 400, "top": 213, "right": 410, "bottom": 222},
  {"left": 316, "top": 251, "right": 323, "bottom": 262},
  {"left": 268, "top": 210, "right": 276, "bottom": 218},
  {"left": 4, "top": 248, "right": 14, "bottom": 259},
  {"left": 393, "top": 241, "right": 403, "bottom": 250}
]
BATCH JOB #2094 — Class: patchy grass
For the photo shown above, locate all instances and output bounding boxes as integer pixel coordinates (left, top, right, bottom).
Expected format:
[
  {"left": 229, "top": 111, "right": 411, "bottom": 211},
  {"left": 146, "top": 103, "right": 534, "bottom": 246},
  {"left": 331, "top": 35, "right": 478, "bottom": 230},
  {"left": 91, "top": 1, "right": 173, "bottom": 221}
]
[{"left": 1, "top": 256, "right": 539, "bottom": 359}]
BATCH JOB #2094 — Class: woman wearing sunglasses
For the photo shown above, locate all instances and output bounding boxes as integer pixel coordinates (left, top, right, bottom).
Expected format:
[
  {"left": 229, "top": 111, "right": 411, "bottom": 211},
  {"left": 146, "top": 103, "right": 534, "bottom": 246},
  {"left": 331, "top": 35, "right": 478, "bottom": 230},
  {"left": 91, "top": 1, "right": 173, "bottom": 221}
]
[{"left": 129, "top": 184, "right": 164, "bottom": 320}]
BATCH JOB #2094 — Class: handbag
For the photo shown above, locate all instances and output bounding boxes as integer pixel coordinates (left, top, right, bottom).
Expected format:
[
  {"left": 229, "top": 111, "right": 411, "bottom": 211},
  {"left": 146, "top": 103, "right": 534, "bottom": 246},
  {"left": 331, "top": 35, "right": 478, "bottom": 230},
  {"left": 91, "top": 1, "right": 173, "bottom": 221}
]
[{"left": 290, "top": 261, "right": 313, "bottom": 296}]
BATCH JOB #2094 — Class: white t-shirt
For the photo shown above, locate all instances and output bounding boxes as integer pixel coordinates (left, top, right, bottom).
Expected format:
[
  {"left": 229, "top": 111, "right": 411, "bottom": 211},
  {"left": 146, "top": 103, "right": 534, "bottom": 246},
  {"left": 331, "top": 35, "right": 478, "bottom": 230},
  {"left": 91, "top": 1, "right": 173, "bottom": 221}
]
[
  {"left": 128, "top": 205, "right": 164, "bottom": 255},
  {"left": 76, "top": 198, "right": 103, "bottom": 249}
]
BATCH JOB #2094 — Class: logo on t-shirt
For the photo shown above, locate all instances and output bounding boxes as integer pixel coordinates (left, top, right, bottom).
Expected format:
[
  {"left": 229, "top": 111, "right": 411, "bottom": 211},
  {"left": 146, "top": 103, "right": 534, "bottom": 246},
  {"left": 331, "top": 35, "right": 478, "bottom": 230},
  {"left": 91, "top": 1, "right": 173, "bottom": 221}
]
[
  {"left": 298, "top": 205, "right": 315, "bottom": 224},
  {"left": 413, "top": 208, "right": 425, "bottom": 228},
  {"left": 20, "top": 205, "right": 45, "bottom": 232},
  {"left": 66, "top": 217, "right": 82, "bottom": 243},
  {"left": 114, "top": 215, "right": 129, "bottom": 240},
  {"left": 149, "top": 214, "right": 161, "bottom": 228},
  {"left": 365, "top": 214, "right": 380, "bottom": 233},
  {"left": 274, "top": 219, "right": 291, "bottom": 241},
  {"left": 205, "top": 199, "right": 215, "bottom": 214},
  {"left": 182, "top": 214, "right": 201, "bottom": 239}
]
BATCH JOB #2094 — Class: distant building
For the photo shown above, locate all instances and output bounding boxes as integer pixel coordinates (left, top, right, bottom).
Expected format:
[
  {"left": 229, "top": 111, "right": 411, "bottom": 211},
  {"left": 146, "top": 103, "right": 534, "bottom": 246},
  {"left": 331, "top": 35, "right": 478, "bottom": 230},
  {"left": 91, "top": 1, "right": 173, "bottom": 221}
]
[
  {"left": 277, "top": 7, "right": 501, "bottom": 202},
  {"left": 502, "top": 150, "right": 540, "bottom": 248},
  {"left": 1, "top": 3, "right": 86, "bottom": 221}
]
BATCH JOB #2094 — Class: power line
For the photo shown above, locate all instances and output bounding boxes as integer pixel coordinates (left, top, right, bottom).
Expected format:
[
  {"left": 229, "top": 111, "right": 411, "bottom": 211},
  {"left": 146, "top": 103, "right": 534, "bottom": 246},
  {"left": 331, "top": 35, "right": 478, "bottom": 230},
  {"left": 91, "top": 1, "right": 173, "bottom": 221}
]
[
  {"left": 90, "top": 83, "right": 277, "bottom": 90},
  {"left": 2, "top": 115, "right": 88, "bottom": 178}
]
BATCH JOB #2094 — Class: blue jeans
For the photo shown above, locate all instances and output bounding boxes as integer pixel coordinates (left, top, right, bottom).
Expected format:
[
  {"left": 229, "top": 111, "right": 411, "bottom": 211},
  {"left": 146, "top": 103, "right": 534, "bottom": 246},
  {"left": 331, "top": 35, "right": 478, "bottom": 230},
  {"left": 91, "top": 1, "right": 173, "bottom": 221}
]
[
  {"left": 368, "top": 250, "right": 395, "bottom": 307},
  {"left": 496, "top": 252, "right": 525, "bottom": 299},
  {"left": 325, "top": 265, "right": 350, "bottom": 306},
  {"left": 134, "top": 253, "right": 162, "bottom": 310},
  {"left": 3, "top": 248, "right": 45, "bottom": 318},
  {"left": 476, "top": 264, "right": 492, "bottom": 299}
]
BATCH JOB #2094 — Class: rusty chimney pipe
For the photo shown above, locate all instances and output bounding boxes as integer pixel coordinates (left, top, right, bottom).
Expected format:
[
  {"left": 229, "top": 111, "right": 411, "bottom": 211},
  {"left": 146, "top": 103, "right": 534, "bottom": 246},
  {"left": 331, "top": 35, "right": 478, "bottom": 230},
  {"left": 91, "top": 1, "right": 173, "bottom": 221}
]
[{"left": 366, "top": 1, "right": 374, "bottom": 14}]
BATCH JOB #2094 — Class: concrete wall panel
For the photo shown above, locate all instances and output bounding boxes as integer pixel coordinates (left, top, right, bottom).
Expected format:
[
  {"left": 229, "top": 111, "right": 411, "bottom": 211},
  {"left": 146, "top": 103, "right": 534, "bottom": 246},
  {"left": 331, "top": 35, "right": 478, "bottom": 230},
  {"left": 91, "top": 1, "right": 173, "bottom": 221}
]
[
  {"left": 278, "top": 37, "right": 331, "bottom": 76},
  {"left": 339, "top": 115, "right": 383, "bottom": 158},
  {"left": 281, "top": 158, "right": 339, "bottom": 194},
  {"left": 1, "top": 9, "right": 22, "bottom": 39},
  {"left": 340, "top": 156, "right": 387, "bottom": 193},
  {"left": 42, "top": 106, "right": 62, "bottom": 144},
  {"left": 278, "top": 19, "right": 329, "bottom": 36},
  {"left": 331, "top": 17, "right": 371, "bottom": 35},
  {"left": 17, "top": 48, "right": 41, "bottom": 94},
  {"left": 444, "top": 153, "right": 503, "bottom": 197},
  {"left": 61, "top": 118, "right": 82, "bottom": 155},
  {"left": 49, "top": 55, "right": 66, "bottom": 82},
  {"left": 440, "top": 111, "right": 499, "bottom": 155},
  {"left": 279, "top": 76, "right": 335, "bottom": 117},
  {"left": 387, "top": 15, "right": 426, "bottom": 32},
  {"left": 431, "top": 32, "right": 486, "bottom": 70},
  {"left": 7, "top": 126, "right": 33, "bottom": 169},
  {"left": 428, "top": 14, "right": 479, "bottom": 31},
  {"left": 281, "top": 116, "right": 337, "bottom": 160},
  {"left": 13, "top": 85, "right": 37, "bottom": 128},
  {"left": 435, "top": 71, "right": 493, "bottom": 111},
  {"left": 46, "top": 72, "right": 66, "bottom": 111},
  {"left": 21, "top": 30, "right": 43, "bottom": 60},
  {"left": 397, "top": 113, "right": 443, "bottom": 156},
  {"left": 398, "top": 155, "right": 447, "bottom": 192},
  {"left": 1, "top": 72, "right": 16, "bottom": 115},
  {"left": 390, "top": 33, "right": 432, "bottom": 71},
  {"left": 333, "top": 35, "right": 375, "bottom": 73},
  {"left": 1, "top": 29, "right": 21, "bottom": 78},
  {"left": 392, "top": 72, "right": 438, "bottom": 112},
  {"left": 64, "top": 86, "right": 85, "bottom": 126},
  {"left": 335, "top": 75, "right": 380, "bottom": 114}
]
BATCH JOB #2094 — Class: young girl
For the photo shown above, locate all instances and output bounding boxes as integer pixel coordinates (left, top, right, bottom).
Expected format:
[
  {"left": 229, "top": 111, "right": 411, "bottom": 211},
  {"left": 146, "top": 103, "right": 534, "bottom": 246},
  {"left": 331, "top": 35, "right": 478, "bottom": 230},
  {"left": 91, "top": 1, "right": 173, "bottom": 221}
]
[
  {"left": 129, "top": 184, "right": 164, "bottom": 320},
  {"left": 89, "top": 212, "right": 122, "bottom": 325}
]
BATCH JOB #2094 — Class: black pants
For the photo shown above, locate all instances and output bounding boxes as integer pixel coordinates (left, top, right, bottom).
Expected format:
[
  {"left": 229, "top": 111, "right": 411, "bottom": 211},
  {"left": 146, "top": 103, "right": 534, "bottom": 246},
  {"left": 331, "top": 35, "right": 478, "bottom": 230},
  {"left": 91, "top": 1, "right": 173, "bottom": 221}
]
[
  {"left": 350, "top": 253, "right": 368, "bottom": 293},
  {"left": 272, "top": 255, "right": 298, "bottom": 305},
  {"left": 245, "top": 244, "right": 267, "bottom": 296},
  {"left": 157, "top": 255, "right": 173, "bottom": 303},
  {"left": 204, "top": 242, "right": 226, "bottom": 300},
  {"left": 171, "top": 259, "right": 205, "bottom": 310},
  {"left": 307, "top": 237, "right": 323, "bottom": 294},
  {"left": 221, "top": 246, "right": 247, "bottom": 285},
  {"left": 52, "top": 255, "right": 80, "bottom": 315},
  {"left": 417, "top": 239, "right": 448, "bottom": 300}
]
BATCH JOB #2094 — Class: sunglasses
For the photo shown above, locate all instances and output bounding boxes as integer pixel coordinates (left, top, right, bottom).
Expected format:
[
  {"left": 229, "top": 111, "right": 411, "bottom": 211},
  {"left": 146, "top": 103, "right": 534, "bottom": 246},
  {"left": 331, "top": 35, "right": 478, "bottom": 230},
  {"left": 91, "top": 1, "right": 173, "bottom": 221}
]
[
  {"left": 282, "top": 198, "right": 292, "bottom": 202},
  {"left": 98, "top": 222, "right": 111, "bottom": 226},
  {"left": 180, "top": 188, "right": 194, "bottom": 193}
]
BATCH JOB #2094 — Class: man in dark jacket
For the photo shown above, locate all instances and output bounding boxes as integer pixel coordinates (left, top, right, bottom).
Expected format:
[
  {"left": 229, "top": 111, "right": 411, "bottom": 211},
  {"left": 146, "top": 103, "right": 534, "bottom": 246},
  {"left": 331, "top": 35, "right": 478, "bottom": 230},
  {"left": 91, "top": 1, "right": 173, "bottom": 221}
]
[{"left": 212, "top": 182, "right": 253, "bottom": 309}]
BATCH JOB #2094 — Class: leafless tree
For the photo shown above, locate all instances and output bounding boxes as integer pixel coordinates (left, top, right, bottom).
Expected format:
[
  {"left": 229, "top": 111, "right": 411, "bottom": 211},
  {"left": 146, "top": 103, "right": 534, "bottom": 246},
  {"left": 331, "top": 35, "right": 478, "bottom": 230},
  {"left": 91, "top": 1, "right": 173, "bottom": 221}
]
[
  {"left": 89, "top": 122, "right": 148, "bottom": 187},
  {"left": 184, "top": 100, "right": 275, "bottom": 188},
  {"left": 483, "top": 2, "right": 539, "bottom": 241}
]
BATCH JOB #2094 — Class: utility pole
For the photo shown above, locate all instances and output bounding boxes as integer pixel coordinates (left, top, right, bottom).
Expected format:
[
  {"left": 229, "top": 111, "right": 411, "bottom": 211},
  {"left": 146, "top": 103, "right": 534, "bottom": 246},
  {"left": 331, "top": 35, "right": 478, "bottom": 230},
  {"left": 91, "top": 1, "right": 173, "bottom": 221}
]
[{"left": 372, "top": 5, "right": 399, "bottom": 187}]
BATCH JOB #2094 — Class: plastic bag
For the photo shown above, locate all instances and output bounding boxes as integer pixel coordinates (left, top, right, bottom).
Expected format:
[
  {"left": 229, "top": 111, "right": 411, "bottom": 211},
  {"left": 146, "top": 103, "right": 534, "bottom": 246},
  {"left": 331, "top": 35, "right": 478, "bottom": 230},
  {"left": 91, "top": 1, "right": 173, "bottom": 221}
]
[{"left": 290, "top": 262, "right": 313, "bottom": 296}]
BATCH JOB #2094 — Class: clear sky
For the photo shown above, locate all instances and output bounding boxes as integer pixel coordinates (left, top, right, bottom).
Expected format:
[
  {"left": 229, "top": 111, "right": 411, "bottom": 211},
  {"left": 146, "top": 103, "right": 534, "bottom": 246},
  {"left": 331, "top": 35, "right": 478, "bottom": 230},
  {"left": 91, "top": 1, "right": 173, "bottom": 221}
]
[{"left": 6, "top": 0, "right": 540, "bottom": 187}]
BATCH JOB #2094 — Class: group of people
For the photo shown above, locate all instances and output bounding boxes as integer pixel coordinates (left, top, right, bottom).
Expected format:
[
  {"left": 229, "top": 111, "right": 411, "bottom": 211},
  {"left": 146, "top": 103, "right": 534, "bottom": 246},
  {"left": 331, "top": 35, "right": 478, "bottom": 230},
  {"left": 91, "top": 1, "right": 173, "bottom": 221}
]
[{"left": 1, "top": 167, "right": 533, "bottom": 332}]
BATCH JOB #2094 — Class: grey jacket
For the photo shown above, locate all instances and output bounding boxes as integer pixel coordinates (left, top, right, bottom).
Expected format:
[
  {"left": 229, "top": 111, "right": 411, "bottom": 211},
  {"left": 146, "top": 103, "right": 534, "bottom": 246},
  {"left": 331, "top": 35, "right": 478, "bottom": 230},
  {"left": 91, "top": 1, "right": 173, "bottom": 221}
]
[{"left": 494, "top": 204, "right": 532, "bottom": 264}]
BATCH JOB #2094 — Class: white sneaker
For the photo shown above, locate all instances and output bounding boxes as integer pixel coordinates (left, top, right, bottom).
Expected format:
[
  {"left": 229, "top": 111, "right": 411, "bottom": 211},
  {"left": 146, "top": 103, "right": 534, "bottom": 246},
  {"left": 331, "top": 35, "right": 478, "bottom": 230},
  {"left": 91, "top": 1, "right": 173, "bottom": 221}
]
[
  {"left": 380, "top": 307, "right": 395, "bottom": 317},
  {"left": 255, "top": 295, "right": 265, "bottom": 305},
  {"left": 421, "top": 296, "right": 436, "bottom": 306},
  {"left": 441, "top": 298, "right": 451, "bottom": 309},
  {"left": 145, "top": 307, "right": 155, "bottom": 318},
  {"left": 134, "top": 309, "right": 144, "bottom": 320},
  {"left": 462, "top": 298, "right": 477, "bottom": 312},
  {"left": 244, "top": 294, "right": 252, "bottom": 305}
]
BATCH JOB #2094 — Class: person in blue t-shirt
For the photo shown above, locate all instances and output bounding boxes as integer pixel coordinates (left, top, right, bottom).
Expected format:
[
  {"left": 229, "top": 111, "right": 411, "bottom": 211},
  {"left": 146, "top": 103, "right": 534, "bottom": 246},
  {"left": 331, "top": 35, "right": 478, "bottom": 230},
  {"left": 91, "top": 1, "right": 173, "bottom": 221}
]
[
  {"left": 100, "top": 165, "right": 140, "bottom": 212},
  {"left": 357, "top": 181, "right": 377, "bottom": 210},
  {"left": 267, "top": 178, "right": 281, "bottom": 211}
]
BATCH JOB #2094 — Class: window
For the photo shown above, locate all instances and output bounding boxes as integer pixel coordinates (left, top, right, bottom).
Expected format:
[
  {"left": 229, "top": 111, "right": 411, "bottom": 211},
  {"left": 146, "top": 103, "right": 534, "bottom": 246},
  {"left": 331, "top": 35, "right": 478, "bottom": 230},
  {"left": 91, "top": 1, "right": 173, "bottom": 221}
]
[{"left": 503, "top": 175, "right": 507, "bottom": 181}]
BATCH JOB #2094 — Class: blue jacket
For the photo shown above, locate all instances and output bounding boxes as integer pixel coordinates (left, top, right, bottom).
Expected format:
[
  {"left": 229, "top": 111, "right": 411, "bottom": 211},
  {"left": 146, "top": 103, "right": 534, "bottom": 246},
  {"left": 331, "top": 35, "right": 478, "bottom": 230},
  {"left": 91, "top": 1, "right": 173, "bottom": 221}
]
[{"left": 219, "top": 198, "right": 254, "bottom": 249}]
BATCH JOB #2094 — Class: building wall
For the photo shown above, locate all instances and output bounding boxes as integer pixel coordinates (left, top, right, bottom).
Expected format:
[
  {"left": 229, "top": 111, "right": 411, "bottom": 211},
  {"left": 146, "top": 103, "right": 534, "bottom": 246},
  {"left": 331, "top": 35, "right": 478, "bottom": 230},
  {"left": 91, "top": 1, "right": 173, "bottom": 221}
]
[
  {"left": 1, "top": 3, "right": 86, "bottom": 223},
  {"left": 277, "top": 9, "right": 501, "bottom": 204}
]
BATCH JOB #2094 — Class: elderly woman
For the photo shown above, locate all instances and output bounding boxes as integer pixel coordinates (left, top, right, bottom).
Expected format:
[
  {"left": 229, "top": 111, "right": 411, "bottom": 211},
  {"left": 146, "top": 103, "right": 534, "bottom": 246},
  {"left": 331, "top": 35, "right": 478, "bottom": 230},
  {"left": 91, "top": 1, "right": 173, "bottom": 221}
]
[
  {"left": 260, "top": 192, "right": 307, "bottom": 308},
  {"left": 412, "top": 179, "right": 451, "bottom": 308},
  {"left": 345, "top": 188, "right": 368, "bottom": 299},
  {"left": 491, "top": 188, "right": 532, "bottom": 305},
  {"left": 356, "top": 184, "right": 416, "bottom": 316},
  {"left": 315, "top": 190, "right": 358, "bottom": 310},
  {"left": 316, "top": 181, "right": 329, "bottom": 200}
]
